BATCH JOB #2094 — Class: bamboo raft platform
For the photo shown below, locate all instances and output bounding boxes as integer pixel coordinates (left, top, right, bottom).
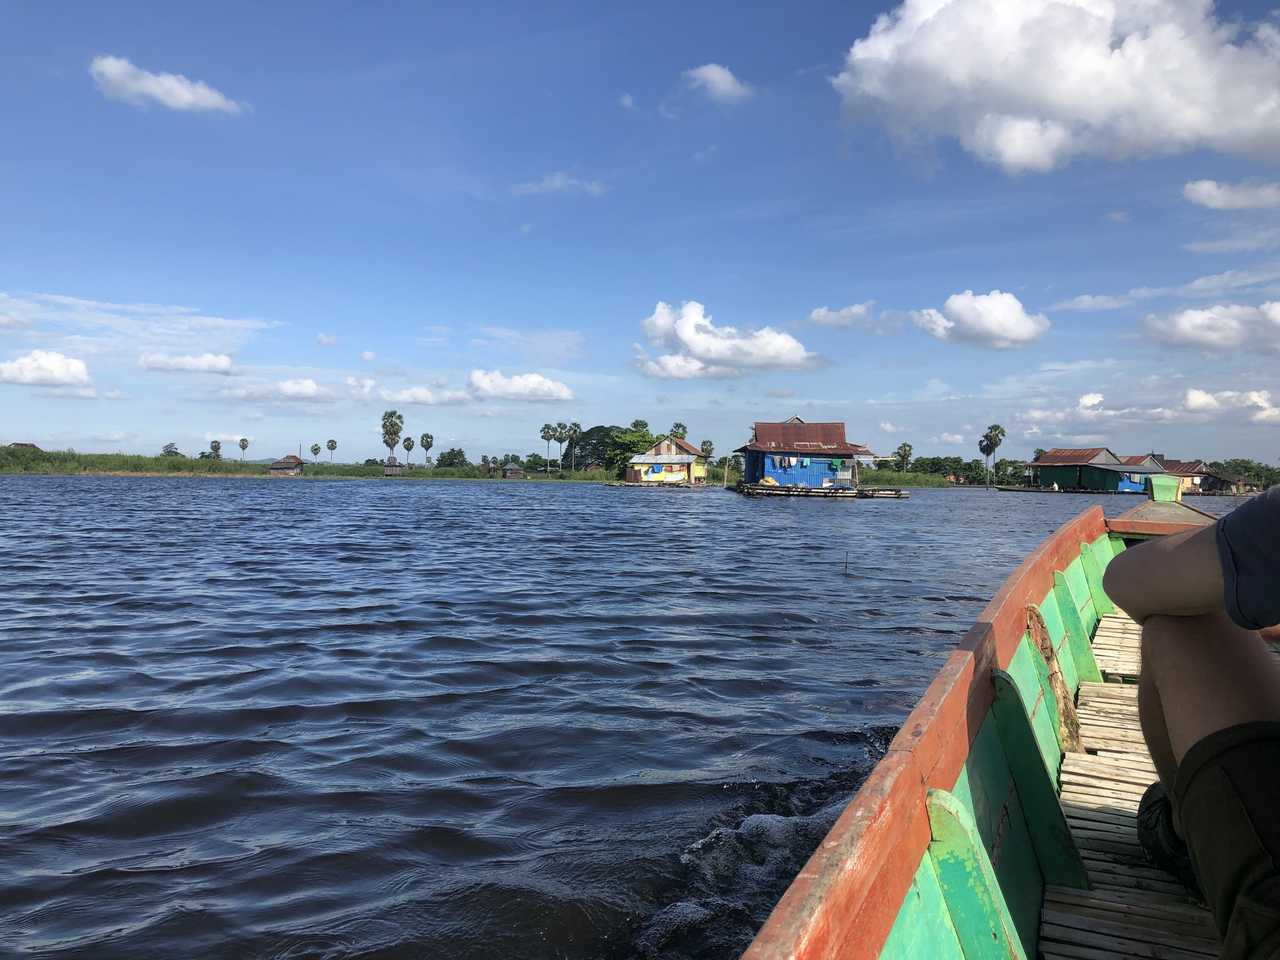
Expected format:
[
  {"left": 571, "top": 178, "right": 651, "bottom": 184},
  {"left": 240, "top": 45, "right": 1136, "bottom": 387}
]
[{"left": 1039, "top": 611, "right": 1220, "bottom": 959}]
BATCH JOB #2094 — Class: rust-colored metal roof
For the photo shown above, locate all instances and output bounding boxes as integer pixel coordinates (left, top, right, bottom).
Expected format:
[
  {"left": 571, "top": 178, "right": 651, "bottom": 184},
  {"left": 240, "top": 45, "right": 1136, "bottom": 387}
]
[
  {"left": 735, "top": 420, "right": 872, "bottom": 456},
  {"left": 670, "top": 435, "right": 703, "bottom": 457},
  {"left": 1032, "top": 447, "right": 1109, "bottom": 465},
  {"left": 1120, "top": 455, "right": 1154, "bottom": 466},
  {"left": 271, "top": 454, "right": 304, "bottom": 467},
  {"left": 1158, "top": 458, "right": 1207, "bottom": 476}
]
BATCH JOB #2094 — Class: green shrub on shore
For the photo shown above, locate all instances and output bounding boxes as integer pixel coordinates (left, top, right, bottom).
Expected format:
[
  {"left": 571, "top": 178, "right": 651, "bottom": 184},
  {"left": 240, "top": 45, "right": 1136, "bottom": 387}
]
[{"left": 856, "top": 469, "right": 951, "bottom": 488}]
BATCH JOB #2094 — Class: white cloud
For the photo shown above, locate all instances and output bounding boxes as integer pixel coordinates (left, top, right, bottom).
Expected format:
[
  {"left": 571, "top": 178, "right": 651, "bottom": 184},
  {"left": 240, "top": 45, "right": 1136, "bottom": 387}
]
[
  {"left": 0, "top": 350, "right": 90, "bottom": 386},
  {"left": 1183, "top": 180, "right": 1280, "bottom": 210},
  {"left": 809, "top": 302, "right": 879, "bottom": 328},
  {"left": 317, "top": 333, "right": 337, "bottom": 346},
  {"left": 0, "top": 292, "right": 272, "bottom": 359},
  {"left": 1184, "top": 227, "right": 1280, "bottom": 254},
  {"left": 619, "top": 93, "right": 635, "bottom": 110},
  {"left": 684, "top": 63, "right": 753, "bottom": 103},
  {"left": 912, "top": 290, "right": 1049, "bottom": 348},
  {"left": 225, "top": 378, "right": 335, "bottom": 404},
  {"left": 1078, "top": 392, "right": 1104, "bottom": 410},
  {"left": 204, "top": 432, "right": 253, "bottom": 444},
  {"left": 380, "top": 385, "right": 472, "bottom": 406},
  {"left": 89, "top": 55, "right": 242, "bottom": 114},
  {"left": 637, "top": 300, "right": 815, "bottom": 379},
  {"left": 467, "top": 369, "right": 574, "bottom": 401},
  {"left": 360, "top": 350, "right": 376, "bottom": 362},
  {"left": 833, "top": 1, "right": 1280, "bottom": 174},
  {"left": 345, "top": 376, "right": 376, "bottom": 399},
  {"left": 930, "top": 432, "right": 965, "bottom": 445},
  {"left": 1184, "top": 387, "right": 1280, "bottom": 423},
  {"left": 512, "top": 172, "right": 607, "bottom": 197},
  {"left": 138, "top": 352, "right": 233, "bottom": 374},
  {"left": 90, "top": 430, "right": 138, "bottom": 443},
  {"left": 471, "top": 326, "right": 586, "bottom": 362},
  {"left": 878, "top": 420, "right": 901, "bottom": 433},
  {"left": 1147, "top": 302, "right": 1280, "bottom": 350},
  {"left": 1050, "top": 294, "right": 1131, "bottom": 312}
]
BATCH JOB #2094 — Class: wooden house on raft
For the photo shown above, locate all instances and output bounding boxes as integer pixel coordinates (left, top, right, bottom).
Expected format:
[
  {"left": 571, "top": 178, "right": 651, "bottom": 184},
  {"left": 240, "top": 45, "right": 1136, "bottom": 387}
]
[
  {"left": 269, "top": 454, "right": 305, "bottom": 477},
  {"left": 734, "top": 417, "right": 874, "bottom": 490},
  {"left": 625, "top": 435, "right": 709, "bottom": 485},
  {"left": 1026, "top": 447, "right": 1167, "bottom": 493}
]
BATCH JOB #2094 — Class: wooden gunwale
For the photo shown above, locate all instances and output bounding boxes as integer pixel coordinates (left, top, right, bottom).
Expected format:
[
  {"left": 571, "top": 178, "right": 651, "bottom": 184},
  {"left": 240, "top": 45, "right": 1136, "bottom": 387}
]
[{"left": 743, "top": 507, "right": 1110, "bottom": 960}]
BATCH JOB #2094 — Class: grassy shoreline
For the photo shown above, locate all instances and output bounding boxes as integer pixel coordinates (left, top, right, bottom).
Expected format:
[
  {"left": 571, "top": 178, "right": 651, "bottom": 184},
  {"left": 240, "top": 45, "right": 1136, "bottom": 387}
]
[{"left": 1, "top": 450, "right": 960, "bottom": 488}]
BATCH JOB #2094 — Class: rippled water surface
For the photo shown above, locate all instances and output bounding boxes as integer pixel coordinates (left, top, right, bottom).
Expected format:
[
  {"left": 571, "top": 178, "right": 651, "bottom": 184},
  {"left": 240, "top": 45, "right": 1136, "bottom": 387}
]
[{"left": 0, "top": 477, "right": 1245, "bottom": 959}]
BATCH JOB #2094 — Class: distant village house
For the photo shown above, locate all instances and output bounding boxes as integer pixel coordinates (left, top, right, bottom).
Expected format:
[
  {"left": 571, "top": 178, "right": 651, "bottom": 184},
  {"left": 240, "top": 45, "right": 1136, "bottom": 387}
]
[
  {"left": 626, "top": 435, "right": 709, "bottom": 485},
  {"left": 735, "top": 417, "right": 873, "bottom": 489},
  {"left": 269, "top": 454, "right": 305, "bottom": 477}
]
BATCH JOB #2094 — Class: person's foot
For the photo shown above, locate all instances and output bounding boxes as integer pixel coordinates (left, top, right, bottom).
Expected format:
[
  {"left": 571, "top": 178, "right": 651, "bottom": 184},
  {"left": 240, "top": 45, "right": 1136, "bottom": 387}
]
[{"left": 1136, "top": 781, "right": 1202, "bottom": 898}]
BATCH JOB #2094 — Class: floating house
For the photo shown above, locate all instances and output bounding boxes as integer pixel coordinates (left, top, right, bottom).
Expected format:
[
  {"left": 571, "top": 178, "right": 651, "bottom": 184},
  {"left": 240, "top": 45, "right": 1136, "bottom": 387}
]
[
  {"left": 1157, "top": 458, "right": 1256, "bottom": 495},
  {"left": 269, "top": 454, "right": 304, "bottom": 477},
  {"left": 735, "top": 418, "right": 873, "bottom": 490},
  {"left": 383, "top": 455, "right": 404, "bottom": 477},
  {"left": 502, "top": 464, "right": 526, "bottom": 480},
  {"left": 625, "top": 435, "right": 708, "bottom": 485},
  {"left": 1027, "top": 448, "right": 1167, "bottom": 493}
]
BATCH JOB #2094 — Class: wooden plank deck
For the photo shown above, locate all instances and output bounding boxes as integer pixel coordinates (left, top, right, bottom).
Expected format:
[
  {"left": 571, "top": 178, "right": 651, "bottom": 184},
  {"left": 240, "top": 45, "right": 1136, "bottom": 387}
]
[{"left": 1040, "top": 613, "right": 1221, "bottom": 959}]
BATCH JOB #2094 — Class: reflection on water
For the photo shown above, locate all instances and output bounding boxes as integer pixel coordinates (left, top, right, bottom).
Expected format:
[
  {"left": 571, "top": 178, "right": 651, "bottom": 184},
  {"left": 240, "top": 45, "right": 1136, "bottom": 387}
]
[{"left": 0, "top": 478, "right": 1243, "bottom": 958}]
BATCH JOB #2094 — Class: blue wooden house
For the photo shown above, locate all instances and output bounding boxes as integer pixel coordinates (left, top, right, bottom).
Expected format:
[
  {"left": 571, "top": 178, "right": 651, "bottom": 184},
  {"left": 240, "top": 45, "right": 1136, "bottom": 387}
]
[{"left": 735, "top": 417, "right": 874, "bottom": 489}]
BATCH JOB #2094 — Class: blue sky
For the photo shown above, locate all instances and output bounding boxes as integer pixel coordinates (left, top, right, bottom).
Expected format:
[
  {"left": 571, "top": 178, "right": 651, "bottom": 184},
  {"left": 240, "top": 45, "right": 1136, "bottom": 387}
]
[{"left": 3, "top": 0, "right": 1280, "bottom": 463}]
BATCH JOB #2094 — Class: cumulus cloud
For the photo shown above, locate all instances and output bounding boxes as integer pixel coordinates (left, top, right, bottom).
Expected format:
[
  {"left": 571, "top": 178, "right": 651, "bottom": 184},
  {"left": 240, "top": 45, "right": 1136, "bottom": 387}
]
[
  {"left": 684, "top": 63, "right": 753, "bottom": 103},
  {"left": 833, "top": 0, "right": 1280, "bottom": 173},
  {"left": 878, "top": 420, "right": 902, "bottom": 433},
  {"left": 345, "top": 376, "right": 376, "bottom": 399},
  {"left": 0, "top": 350, "right": 91, "bottom": 386},
  {"left": 89, "top": 55, "right": 242, "bottom": 114},
  {"left": 360, "top": 350, "right": 376, "bottom": 362},
  {"left": 138, "top": 352, "right": 233, "bottom": 374},
  {"left": 1050, "top": 294, "right": 1132, "bottom": 312},
  {"left": 225, "top": 378, "right": 334, "bottom": 403},
  {"left": 1147, "top": 302, "right": 1280, "bottom": 350},
  {"left": 619, "top": 93, "right": 635, "bottom": 110},
  {"left": 1183, "top": 387, "right": 1280, "bottom": 422},
  {"left": 809, "top": 302, "right": 876, "bottom": 327},
  {"left": 380, "top": 385, "right": 472, "bottom": 405},
  {"left": 1184, "top": 180, "right": 1280, "bottom": 210},
  {"left": 317, "top": 333, "right": 337, "bottom": 346},
  {"left": 512, "top": 172, "right": 607, "bottom": 197},
  {"left": 929, "top": 432, "right": 965, "bottom": 445},
  {"left": 637, "top": 300, "right": 815, "bottom": 379},
  {"left": 467, "top": 369, "right": 574, "bottom": 401},
  {"left": 912, "top": 290, "right": 1049, "bottom": 348}
]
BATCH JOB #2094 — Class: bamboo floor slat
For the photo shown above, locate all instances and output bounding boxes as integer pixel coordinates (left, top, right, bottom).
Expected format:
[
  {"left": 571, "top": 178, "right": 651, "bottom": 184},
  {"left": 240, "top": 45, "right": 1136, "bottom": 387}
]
[{"left": 1039, "top": 612, "right": 1220, "bottom": 958}]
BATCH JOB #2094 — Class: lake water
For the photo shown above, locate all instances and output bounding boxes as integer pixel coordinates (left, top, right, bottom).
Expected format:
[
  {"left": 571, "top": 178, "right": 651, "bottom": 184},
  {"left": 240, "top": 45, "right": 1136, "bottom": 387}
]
[{"left": 0, "top": 477, "right": 1245, "bottom": 959}]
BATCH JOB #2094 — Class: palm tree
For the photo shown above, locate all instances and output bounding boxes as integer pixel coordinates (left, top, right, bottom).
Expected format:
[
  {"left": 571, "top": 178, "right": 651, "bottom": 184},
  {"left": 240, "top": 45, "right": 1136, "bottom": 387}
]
[
  {"left": 978, "top": 424, "right": 1007, "bottom": 488},
  {"left": 381, "top": 410, "right": 404, "bottom": 463},
  {"left": 238, "top": 437, "right": 249, "bottom": 460},
  {"left": 567, "top": 422, "right": 581, "bottom": 471},
  {"left": 310, "top": 442, "right": 322, "bottom": 462},
  {"left": 540, "top": 423, "right": 555, "bottom": 473},
  {"left": 326, "top": 439, "right": 337, "bottom": 462},
  {"left": 894, "top": 442, "right": 913, "bottom": 472},
  {"left": 403, "top": 436, "right": 415, "bottom": 461},
  {"left": 554, "top": 422, "right": 569, "bottom": 471},
  {"left": 210, "top": 439, "right": 222, "bottom": 459},
  {"left": 670, "top": 421, "right": 688, "bottom": 439},
  {"left": 700, "top": 439, "right": 714, "bottom": 459},
  {"left": 419, "top": 433, "right": 433, "bottom": 466}
]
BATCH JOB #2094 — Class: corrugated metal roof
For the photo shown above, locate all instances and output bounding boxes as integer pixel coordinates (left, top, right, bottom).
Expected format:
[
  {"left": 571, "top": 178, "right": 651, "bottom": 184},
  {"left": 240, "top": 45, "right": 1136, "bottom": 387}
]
[
  {"left": 735, "top": 419, "right": 872, "bottom": 456},
  {"left": 670, "top": 435, "right": 703, "bottom": 457},
  {"left": 628, "top": 454, "right": 698, "bottom": 464},
  {"left": 1032, "top": 447, "right": 1111, "bottom": 465},
  {"left": 1089, "top": 463, "right": 1166, "bottom": 475},
  {"left": 271, "top": 454, "right": 304, "bottom": 467},
  {"left": 1120, "top": 455, "right": 1157, "bottom": 466},
  {"left": 1159, "top": 458, "right": 1207, "bottom": 476}
]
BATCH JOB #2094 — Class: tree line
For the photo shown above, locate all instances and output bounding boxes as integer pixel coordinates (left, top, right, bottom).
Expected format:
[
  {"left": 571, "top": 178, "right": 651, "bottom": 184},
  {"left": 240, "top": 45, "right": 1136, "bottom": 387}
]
[{"left": 878, "top": 425, "right": 1010, "bottom": 485}]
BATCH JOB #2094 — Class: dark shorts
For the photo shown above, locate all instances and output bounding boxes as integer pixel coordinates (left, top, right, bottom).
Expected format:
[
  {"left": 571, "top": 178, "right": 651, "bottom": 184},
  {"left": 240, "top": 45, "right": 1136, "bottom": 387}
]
[
  {"left": 1217, "top": 486, "right": 1280, "bottom": 631},
  {"left": 1176, "top": 721, "right": 1280, "bottom": 959}
]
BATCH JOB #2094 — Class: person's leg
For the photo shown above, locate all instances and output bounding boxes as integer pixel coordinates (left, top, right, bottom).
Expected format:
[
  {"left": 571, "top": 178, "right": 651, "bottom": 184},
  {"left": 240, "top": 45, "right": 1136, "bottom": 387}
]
[
  {"left": 1141, "top": 612, "right": 1280, "bottom": 761},
  {"left": 1137, "top": 665, "right": 1179, "bottom": 814}
]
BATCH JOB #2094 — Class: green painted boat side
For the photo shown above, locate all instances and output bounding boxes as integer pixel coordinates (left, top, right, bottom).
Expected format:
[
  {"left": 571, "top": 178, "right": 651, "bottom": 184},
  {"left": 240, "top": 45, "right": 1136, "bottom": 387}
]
[{"left": 742, "top": 503, "right": 1210, "bottom": 960}]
